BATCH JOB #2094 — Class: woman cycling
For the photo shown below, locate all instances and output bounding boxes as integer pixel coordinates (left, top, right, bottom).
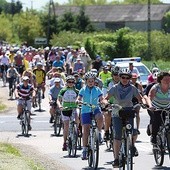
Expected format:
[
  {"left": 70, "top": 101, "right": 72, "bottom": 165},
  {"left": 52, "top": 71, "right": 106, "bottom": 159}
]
[
  {"left": 145, "top": 71, "right": 170, "bottom": 144},
  {"left": 76, "top": 71, "right": 105, "bottom": 160},
  {"left": 104, "top": 69, "right": 145, "bottom": 168}
]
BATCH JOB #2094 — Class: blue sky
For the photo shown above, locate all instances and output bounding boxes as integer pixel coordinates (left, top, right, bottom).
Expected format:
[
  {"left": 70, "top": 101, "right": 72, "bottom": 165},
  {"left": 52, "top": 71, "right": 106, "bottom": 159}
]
[{"left": 7, "top": 0, "right": 170, "bottom": 11}]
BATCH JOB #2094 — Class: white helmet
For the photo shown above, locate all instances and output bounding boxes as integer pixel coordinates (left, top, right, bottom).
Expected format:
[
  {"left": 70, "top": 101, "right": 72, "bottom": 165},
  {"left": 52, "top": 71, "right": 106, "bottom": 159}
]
[{"left": 84, "top": 72, "right": 96, "bottom": 80}]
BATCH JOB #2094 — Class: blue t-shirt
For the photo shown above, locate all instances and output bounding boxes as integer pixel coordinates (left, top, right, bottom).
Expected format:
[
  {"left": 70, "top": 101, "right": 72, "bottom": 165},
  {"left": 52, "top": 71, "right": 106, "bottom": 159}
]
[
  {"left": 79, "top": 86, "right": 103, "bottom": 114},
  {"left": 52, "top": 60, "right": 64, "bottom": 68}
]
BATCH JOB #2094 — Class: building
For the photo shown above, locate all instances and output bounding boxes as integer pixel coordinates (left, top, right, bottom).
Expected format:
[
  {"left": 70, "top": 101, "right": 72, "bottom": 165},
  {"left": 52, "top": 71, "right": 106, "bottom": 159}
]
[{"left": 55, "top": 4, "right": 170, "bottom": 31}]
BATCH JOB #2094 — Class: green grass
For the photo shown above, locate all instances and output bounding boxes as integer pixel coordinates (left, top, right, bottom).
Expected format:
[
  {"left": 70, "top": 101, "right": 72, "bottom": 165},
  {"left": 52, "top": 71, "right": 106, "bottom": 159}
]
[
  {"left": 143, "top": 60, "right": 170, "bottom": 71},
  {"left": 0, "top": 143, "right": 21, "bottom": 157},
  {"left": 0, "top": 102, "right": 6, "bottom": 111}
]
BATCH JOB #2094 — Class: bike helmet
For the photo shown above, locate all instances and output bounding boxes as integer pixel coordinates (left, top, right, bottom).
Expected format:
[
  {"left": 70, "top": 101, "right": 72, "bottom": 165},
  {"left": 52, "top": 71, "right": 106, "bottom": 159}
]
[
  {"left": 119, "top": 68, "right": 132, "bottom": 78},
  {"left": 66, "top": 75, "right": 75, "bottom": 82},
  {"left": 111, "top": 66, "right": 120, "bottom": 75},
  {"left": 84, "top": 72, "right": 96, "bottom": 80},
  {"left": 152, "top": 67, "right": 159, "bottom": 73}
]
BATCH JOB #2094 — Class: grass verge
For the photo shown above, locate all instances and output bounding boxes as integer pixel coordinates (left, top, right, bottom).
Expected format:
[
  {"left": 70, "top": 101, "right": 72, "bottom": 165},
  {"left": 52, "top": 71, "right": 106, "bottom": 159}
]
[
  {"left": 0, "top": 102, "right": 6, "bottom": 111},
  {"left": 0, "top": 142, "right": 45, "bottom": 170}
]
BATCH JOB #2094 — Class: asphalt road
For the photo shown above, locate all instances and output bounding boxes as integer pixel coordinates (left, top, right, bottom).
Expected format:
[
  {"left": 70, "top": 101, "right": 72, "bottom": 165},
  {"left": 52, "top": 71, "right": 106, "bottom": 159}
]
[{"left": 0, "top": 81, "right": 170, "bottom": 170}]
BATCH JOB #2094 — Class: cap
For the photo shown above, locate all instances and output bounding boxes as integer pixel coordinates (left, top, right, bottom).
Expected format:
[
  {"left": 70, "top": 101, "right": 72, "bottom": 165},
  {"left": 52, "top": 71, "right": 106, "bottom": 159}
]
[
  {"left": 96, "top": 55, "right": 100, "bottom": 59},
  {"left": 22, "top": 76, "right": 29, "bottom": 81},
  {"left": 37, "top": 62, "right": 43, "bottom": 66},
  {"left": 103, "top": 66, "right": 108, "bottom": 70},
  {"left": 54, "top": 78, "right": 61, "bottom": 83},
  {"left": 132, "top": 73, "right": 138, "bottom": 79},
  {"left": 76, "top": 57, "right": 81, "bottom": 61}
]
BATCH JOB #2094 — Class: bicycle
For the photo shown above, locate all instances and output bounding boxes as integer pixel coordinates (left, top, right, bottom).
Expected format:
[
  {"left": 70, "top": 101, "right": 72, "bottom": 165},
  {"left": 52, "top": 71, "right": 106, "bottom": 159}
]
[
  {"left": 35, "top": 86, "right": 42, "bottom": 111},
  {"left": 9, "top": 77, "right": 17, "bottom": 99},
  {"left": 80, "top": 102, "right": 100, "bottom": 169},
  {"left": 111, "top": 103, "right": 139, "bottom": 170},
  {"left": 1, "top": 64, "right": 7, "bottom": 86},
  {"left": 53, "top": 106, "right": 62, "bottom": 136},
  {"left": 19, "top": 98, "right": 31, "bottom": 137},
  {"left": 63, "top": 107, "right": 78, "bottom": 157},
  {"left": 150, "top": 108, "right": 170, "bottom": 166}
]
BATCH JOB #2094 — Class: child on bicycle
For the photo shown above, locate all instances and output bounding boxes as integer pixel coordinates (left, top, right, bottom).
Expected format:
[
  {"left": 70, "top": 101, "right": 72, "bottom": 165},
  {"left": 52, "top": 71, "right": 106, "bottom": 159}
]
[
  {"left": 76, "top": 71, "right": 105, "bottom": 160},
  {"left": 57, "top": 75, "right": 79, "bottom": 151}
]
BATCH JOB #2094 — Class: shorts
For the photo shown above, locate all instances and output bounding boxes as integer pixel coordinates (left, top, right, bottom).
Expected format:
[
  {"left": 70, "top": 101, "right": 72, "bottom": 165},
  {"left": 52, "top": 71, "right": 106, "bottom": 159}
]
[
  {"left": 17, "top": 99, "right": 32, "bottom": 112},
  {"left": 81, "top": 108, "right": 102, "bottom": 125},
  {"left": 113, "top": 116, "right": 134, "bottom": 140},
  {"left": 62, "top": 109, "right": 77, "bottom": 121}
]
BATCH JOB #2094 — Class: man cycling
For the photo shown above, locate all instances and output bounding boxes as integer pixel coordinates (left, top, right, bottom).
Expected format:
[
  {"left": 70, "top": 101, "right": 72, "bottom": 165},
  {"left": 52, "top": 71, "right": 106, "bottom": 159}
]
[
  {"left": 15, "top": 76, "right": 36, "bottom": 130},
  {"left": 76, "top": 71, "right": 105, "bottom": 160},
  {"left": 57, "top": 75, "right": 79, "bottom": 151},
  {"left": 48, "top": 78, "right": 63, "bottom": 123},
  {"left": 104, "top": 69, "right": 145, "bottom": 168},
  {"left": 33, "top": 62, "right": 46, "bottom": 99},
  {"left": 6, "top": 63, "right": 20, "bottom": 98}
]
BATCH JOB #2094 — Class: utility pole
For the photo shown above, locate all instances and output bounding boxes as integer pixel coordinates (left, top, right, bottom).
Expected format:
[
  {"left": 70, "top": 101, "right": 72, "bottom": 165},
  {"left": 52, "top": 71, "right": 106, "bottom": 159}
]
[
  {"left": 47, "top": 0, "right": 56, "bottom": 46},
  {"left": 11, "top": 0, "right": 15, "bottom": 39},
  {"left": 147, "top": 0, "right": 151, "bottom": 60}
]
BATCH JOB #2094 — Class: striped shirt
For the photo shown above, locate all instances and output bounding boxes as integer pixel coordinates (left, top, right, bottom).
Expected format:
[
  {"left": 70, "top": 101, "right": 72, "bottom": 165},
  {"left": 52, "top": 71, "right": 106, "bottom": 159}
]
[
  {"left": 17, "top": 83, "right": 34, "bottom": 100},
  {"left": 151, "top": 84, "right": 170, "bottom": 108}
]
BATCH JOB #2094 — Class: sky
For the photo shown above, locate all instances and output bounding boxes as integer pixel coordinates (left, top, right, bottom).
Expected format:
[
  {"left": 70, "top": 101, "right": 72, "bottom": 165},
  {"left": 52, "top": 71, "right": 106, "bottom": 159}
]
[{"left": 6, "top": 0, "right": 170, "bottom": 11}]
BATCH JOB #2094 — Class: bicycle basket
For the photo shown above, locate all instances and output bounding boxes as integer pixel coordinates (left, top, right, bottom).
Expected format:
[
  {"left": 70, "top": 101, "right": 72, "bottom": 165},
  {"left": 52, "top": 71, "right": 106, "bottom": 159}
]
[
  {"left": 118, "top": 109, "right": 135, "bottom": 119},
  {"left": 62, "top": 110, "right": 72, "bottom": 117}
]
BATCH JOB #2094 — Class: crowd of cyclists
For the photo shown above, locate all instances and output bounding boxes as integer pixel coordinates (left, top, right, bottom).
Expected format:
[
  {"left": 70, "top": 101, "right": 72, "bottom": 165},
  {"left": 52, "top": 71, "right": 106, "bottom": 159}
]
[{"left": 0, "top": 42, "right": 170, "bottom": 168}]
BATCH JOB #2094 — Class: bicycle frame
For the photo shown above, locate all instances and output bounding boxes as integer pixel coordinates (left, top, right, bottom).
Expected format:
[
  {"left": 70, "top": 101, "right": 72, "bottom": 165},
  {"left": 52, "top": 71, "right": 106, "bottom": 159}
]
[{"left": 53, "top": 108, "right": 62, "bottom": 136}]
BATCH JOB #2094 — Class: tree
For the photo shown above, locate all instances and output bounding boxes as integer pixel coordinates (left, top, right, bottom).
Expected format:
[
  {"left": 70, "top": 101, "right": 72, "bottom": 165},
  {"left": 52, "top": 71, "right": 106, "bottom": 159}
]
[
  {"left": 163, "top": 12, "right": 170, "bottom": 33},
  {"left": 76, "top": 6, "right": 95, "bottom": 32},
  {"left": 118, "top": 0, "right": 161, "bottom": 4},
  {"left": 0, "top": 0, "right": 7, "bottom": 14},
  {"left": 67, "top": 0, "right": 108, "bottom": 6},
  {"left": 3, "top": 0, "right": 22, "bottom": 15}
]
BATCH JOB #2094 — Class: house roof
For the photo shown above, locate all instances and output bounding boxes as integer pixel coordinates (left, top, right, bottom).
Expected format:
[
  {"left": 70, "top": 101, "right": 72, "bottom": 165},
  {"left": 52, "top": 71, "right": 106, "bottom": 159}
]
[{"left": 55, "top": 4, "right": 170, "bottom": 22}]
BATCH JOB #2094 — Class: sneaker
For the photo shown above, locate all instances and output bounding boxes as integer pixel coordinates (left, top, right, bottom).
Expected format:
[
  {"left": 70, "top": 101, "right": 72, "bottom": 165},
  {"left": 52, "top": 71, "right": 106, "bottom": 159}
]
[
  {"left": 132, "top": 146, "right": 138, "bottom": 157},
  {"left": 147, "top": 124, "right": 151, "bottom": 136},
  {"left": 112, "top": 159, "right": 119, "bottom": 168},
  {"left": 49, "top": 116, "right": 54, "bottom": 123},
  {"left": 81, "top": 150, "right": 88, "bottom": 160},
  {"left": 17, "top": 115, "right": 21, "bottom": 120},
  {"left": 99, "top": 132, "right": 103, "bottom": 144},
  {"left": 28, "top": 125, "right": 32, "bottom": 131},
  {"left": 62, "top": 143, "right": 67, "bottom": 151},
  {"left": 104, "top": 130, "right": 110, "bottom": 141}
]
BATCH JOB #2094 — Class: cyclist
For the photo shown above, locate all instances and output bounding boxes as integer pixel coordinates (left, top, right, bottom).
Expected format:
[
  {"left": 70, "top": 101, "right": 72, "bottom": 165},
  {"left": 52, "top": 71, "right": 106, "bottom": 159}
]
[
  {"left": 57, "top": 75, "right": 79, "bottom": 151},
  {"left": 6, "top": 63, "right": 20, "bottom": 97},
  {"left": 98, "top": 66, "right": 112, "bottom": 84},
  {"left": 147, "top": 67, "right": 159, "bottom": 84},
  {"left": 102, "top": 66, "right": 120, "bottom": 141},
  {"left": 48, "top": 78, "right": 63, "bottom": 123},
  {"left": 145, "top": 71, "right": 170, "bottom": 144},
  {"left": 76, "top": 71, "right": 105, "bottom": 160},
  {"left": 15, "top": 76, "right": 36, "bottom": 130},
  {"left": 104, "top": 69, "right": 145, "bottom": 167},
  {"left": 33, "top": 62, "right": 46, "bottom": 99},
  {"left": 72, "top": 71, "right": 85, "bottom": 90}
]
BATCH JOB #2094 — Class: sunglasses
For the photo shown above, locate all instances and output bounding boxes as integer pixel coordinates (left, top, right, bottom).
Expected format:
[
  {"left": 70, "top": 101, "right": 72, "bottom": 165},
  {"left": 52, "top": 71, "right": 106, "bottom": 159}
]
[
  {"left": 67, "top": 81, "right": 75, "bottom": 84},
  {"left": 121, "top": 76, "right": 130, "bottom": 80},
  {"left": 88, "top": 80, "right": 95, "bottom": 83}
]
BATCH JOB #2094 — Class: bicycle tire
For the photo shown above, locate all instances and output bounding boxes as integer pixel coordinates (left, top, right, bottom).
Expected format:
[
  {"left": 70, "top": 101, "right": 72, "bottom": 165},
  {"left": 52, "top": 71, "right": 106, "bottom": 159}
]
[
  {"left": 24, "top": 110, "right": 30, "bottom": 136},
  {"left": 2, "top": 71, "right": 7, "bottom": 85},
  {"left": 88, "top": 128, "right": 99, "bottom": 169},
  {"left": 126, "top": 134, "right": 133, "bottom": 170},
  {"left": 21, "top": 114, "right": 25, "bottom": 135},
  {"left": 54, "top": 113, "right": 62, "bottom": 136},
  {"left": 68, "top": 124, "right": 78, "bottom": 157},
  {"left": 153, "top": 134, "right": 164, "bottom": 166},
  {"left": 166, "top": 131, "right": 170, "bottom": 158},
  {"left": 71, "top": 124, "right": 78, "bottom": 157},
  {"left": 37, "top": 90, "right": 41, "bottom": 111}
]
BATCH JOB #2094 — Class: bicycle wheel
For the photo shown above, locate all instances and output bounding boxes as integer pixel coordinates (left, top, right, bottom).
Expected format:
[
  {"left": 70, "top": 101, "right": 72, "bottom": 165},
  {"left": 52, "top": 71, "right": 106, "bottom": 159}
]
[
  {"left": 2, "top": 71, "right": 7, "bottom": 86},
  {"left": 68, "top": 124, "right": 78, "bottom": 157},
  {"left": 23, "top": 111, "right": 30, "bottom": 136},
  {"left": 119, "top": 143, "right": 126, "bottom": 170},
  {"left": 126, "top": 134, "right": 133, "bottom": 170},
  {"left": 54, "top": 113, "right": 62, "bottom": 136},
  {"left": 153, "top": 134, "right": 164, "bottom": 166},
  {"left": 88, "top": 128, "right": 99, "bottom": 169},
  {"left": 37, "top": 90, "right": 41, "bottom": 111},
  {"left": 20, "top": 114, "right": 25, "bottom": 135},
  {"left": 166, "top": 131, "right": 170, "bottom": 158}
]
